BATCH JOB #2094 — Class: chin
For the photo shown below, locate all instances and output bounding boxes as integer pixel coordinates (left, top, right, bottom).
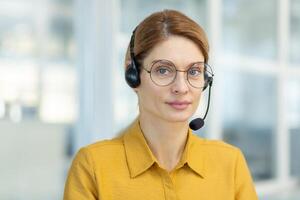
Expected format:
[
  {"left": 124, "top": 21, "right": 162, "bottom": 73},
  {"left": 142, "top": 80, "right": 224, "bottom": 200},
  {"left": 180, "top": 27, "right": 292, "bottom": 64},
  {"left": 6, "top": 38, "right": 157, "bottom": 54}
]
[{"left": 164, "top": 112, "right": 192, "bottom": 123}]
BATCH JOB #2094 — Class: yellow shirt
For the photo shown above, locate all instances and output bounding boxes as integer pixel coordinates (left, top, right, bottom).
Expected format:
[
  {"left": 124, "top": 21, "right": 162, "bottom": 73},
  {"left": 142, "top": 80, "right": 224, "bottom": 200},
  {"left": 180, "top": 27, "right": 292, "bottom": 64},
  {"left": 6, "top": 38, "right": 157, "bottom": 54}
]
[{"left": 64, "top": 118, "right": 258, "bottom": 200}]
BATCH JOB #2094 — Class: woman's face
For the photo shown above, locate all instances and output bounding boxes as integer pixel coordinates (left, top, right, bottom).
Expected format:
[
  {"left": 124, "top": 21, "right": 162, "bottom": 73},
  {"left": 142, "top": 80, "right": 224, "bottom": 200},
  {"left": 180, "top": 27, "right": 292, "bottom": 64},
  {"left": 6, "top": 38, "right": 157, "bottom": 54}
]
[{"left": 135, "top": 35, "right": 205, "bottom": 123}]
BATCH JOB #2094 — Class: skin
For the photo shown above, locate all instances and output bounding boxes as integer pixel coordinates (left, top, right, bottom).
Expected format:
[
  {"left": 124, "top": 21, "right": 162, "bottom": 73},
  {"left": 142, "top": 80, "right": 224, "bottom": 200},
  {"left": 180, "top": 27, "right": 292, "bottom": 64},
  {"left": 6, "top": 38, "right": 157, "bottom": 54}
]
[{"left": 134, "top": 35, "right": 205, "bottom": 172}]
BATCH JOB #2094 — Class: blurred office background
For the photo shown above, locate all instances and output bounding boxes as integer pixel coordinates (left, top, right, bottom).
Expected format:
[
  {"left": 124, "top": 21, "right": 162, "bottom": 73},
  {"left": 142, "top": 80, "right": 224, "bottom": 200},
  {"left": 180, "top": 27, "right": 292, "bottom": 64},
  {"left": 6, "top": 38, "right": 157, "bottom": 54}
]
[{"left": 0, "top": 0, "right": 299, "bottom": 199}]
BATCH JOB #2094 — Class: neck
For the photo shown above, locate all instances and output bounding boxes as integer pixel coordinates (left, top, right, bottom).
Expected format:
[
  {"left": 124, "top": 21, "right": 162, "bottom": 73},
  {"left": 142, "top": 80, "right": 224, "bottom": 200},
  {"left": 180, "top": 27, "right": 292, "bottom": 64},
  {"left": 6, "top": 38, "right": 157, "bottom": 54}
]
[{"left": 139, "top": 113, "right": 189, "bottom": 172}]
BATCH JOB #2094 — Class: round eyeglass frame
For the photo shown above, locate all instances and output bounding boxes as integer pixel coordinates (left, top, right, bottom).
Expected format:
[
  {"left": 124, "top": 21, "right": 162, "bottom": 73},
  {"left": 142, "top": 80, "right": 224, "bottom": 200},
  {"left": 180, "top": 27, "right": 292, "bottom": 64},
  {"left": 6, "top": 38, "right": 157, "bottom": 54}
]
[{"left": 142, "top": 59, "right": 214, "bottom": 89}]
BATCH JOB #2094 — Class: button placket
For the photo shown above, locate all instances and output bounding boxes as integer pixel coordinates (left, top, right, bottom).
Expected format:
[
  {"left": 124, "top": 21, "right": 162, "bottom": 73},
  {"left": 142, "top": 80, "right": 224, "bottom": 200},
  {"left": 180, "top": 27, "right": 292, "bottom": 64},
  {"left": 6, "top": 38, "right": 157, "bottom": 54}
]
[{"left": 158, "top": 168, "right": 177, "bottom": 200}]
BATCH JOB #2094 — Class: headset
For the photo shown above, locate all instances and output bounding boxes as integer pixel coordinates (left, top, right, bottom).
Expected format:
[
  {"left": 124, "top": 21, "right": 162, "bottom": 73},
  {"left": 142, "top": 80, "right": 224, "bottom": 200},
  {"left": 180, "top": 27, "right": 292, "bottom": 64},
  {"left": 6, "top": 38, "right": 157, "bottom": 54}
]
[
  {"left": 125, "top": 28, "right": 141, "bottom": 88},
  {"left": 125, "top": 27, "right": 214, "bottom": 130},
  {"left": 125, "top": 28, "right": 214, "bottom": 90}
]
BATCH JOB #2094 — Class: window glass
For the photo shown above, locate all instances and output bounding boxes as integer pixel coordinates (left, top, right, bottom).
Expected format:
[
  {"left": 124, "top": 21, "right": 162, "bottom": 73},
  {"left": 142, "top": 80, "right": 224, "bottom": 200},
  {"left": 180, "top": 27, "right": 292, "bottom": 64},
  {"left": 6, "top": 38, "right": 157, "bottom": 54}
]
[
  {"left": 121, "top": 0, "right": 207, "bottom": 32},
  {"left": 223, "top": 0, "right": 277, "bottom": 59},
  {"left": 0, "top": 1, "right": 76, "bottom": 123},
  {"left": 48, "top": 16, "right": 75, "bottom": 61},
  {"left": 287, "top": 78, "right": 300, "bottom": 176},
  {"left": 221, "top": 69, "right": 277, "bottom": 181},
  {"left": 0, "top": 1, "right": 76, "bottom": 199},
  {"left": 290, "top": 0, "right": 300, "bottom": 64}
]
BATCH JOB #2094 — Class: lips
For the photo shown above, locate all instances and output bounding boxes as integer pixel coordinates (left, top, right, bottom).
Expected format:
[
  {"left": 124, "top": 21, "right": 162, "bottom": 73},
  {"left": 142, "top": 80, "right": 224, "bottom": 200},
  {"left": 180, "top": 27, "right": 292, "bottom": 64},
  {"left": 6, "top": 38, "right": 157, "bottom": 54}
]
[{"left": 166, "top": 101, "right": 192, "bottom": 110}]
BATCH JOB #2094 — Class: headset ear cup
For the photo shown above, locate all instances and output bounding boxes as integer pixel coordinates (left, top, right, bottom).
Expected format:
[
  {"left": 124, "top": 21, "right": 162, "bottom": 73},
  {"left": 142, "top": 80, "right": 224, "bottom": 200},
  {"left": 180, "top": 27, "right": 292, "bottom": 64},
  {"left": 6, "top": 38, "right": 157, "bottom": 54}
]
[
  {"left": 202, "top": 72, "right": 209, "bottom": 91},
  {"left": 125, "top": 62, "right": 141, "bottom": 88},
  {"left": 126, "top": 27, "right": 141, "bottom": 88},
  {"left": 202, "top": 73, "right": 213, "bottom": 91}
]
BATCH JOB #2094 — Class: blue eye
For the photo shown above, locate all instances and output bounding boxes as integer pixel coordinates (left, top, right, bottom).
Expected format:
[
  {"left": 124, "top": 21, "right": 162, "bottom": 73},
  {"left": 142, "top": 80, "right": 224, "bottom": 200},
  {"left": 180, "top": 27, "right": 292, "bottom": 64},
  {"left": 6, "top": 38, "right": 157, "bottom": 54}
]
[
  {"left": 188, "top": 68, "right": 202, "bottom": 76},
  {"left": 155, "top": 66, "right": 173, "bottom": 76},
  {"left": 158, "top": 68, "right": 168, "bottom": 74}
]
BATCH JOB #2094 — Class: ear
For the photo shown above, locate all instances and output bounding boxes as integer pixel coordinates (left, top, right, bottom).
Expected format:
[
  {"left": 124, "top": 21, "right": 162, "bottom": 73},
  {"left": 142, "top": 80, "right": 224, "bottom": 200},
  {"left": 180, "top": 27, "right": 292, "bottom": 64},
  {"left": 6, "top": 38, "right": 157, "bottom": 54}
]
[
  {"left": 133, "top": 88, "right": 138, "bottom": 93},
  {"left": 124, "top": 59, "right": 131, "bottom": 70}
]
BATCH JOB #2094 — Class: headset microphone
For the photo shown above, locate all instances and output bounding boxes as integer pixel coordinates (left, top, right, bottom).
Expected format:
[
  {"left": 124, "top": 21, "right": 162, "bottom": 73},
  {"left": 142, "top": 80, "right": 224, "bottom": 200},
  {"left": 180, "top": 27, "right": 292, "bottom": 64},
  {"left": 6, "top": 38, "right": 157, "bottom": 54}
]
[
  {"left": 126, "top": 27, "right": 214, "bottom": 130},
  {"left": 189, "top": 77, "right": 213, "bottom": 131}
]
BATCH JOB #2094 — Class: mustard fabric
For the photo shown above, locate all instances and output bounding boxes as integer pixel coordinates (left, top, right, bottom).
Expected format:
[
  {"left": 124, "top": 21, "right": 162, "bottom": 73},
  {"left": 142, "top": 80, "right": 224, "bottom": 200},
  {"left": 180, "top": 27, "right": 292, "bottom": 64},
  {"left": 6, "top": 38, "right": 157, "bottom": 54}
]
[{"left": 64, "top": 118, "right": 258, "bottom": 200}]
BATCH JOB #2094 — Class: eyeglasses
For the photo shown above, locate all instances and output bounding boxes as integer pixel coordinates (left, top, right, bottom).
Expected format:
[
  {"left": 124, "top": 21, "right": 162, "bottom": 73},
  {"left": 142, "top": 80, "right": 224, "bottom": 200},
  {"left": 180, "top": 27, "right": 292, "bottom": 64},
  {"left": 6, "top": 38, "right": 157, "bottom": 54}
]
[{"left": 142, "top": 59, "right": 211, "bottom": 89}]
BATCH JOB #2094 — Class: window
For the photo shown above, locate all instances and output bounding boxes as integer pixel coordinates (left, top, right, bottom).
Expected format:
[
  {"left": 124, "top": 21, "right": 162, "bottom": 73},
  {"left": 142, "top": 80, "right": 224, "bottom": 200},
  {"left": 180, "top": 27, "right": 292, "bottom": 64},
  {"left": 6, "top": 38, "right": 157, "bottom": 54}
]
[
  {"left": 221, "top": 69, "right": 277, "bottom": 180},
  {"left": 0, "top": 0, "right": 77, "bottom": 124},
  {"left": 223, "top": 0, "right": 277, "bottom": 59},
  {"left": 288, "top": 78, "right": 300, "bottom": 176},
  {"left": 290, "top": 0, "right": 300, "bottom": 64}
]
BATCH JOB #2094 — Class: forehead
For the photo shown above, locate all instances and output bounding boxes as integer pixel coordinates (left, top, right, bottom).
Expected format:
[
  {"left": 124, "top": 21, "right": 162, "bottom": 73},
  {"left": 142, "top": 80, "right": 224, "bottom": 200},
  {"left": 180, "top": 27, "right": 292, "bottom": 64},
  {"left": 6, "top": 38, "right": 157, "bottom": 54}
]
[{"left": 143, "top": 35, "right": 204, "bottom": 67}]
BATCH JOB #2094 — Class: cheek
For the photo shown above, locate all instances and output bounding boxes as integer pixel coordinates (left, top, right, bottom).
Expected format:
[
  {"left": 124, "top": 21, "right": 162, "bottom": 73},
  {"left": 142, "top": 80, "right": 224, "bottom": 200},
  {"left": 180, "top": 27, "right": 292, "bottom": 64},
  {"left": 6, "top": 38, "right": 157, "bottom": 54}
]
[
  {"left": 145, "top": 85, "right": 165, "bottom": 106},
  {"left": 137, "top": 75, "right": 164, "bottom": 107},
  {"left": 192, "top": 91, "right": 202, "bottom": 106}
]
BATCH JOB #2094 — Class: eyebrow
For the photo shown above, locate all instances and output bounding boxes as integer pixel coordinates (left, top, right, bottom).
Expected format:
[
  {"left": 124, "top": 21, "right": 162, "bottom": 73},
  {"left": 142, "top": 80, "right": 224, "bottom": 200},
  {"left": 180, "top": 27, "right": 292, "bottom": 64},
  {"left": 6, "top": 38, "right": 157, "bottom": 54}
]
[{"left": 151, "top": 59, "right": 205, "bottom": 67}]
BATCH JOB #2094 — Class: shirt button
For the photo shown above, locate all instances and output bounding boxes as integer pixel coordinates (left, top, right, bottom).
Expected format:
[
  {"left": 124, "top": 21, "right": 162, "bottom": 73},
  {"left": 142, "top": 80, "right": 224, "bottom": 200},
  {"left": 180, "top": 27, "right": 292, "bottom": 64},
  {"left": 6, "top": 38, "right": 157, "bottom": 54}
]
[{"left": 165, "top": 176, "right": 174, "bottom": 188}]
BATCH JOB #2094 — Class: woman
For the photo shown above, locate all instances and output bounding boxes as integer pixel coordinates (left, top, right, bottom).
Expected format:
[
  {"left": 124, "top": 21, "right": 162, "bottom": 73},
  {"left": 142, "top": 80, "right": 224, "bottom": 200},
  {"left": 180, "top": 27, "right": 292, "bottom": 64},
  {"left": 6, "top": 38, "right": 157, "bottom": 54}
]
[{"left": 64, "top": 9, "right": 258, "bottom": 200}]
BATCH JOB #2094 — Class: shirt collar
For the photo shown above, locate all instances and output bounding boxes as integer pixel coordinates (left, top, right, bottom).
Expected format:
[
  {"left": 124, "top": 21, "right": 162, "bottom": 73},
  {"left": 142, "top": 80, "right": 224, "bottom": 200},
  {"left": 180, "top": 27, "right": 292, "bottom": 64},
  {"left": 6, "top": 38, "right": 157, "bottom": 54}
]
[{"left": 123, "top": 117, "right": 206, "bottom": 178}]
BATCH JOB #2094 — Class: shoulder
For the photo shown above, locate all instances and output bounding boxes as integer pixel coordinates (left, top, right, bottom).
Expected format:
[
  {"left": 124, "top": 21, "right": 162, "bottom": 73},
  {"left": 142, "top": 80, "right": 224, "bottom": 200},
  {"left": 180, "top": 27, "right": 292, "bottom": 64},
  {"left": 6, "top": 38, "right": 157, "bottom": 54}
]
[
  {"left": 190, "top": 133, "right": 248, "bottom": 177},
  {"left": 83, "top": 134, "right": 125, "bottom": 158},
  {"left": 72, "top": 134, "right": 126, "bottom": 169},
  {"left": 191, "top": 133, "right": 243, "bottom": 164},
  {"left": 193, "top": 133, "right": 240, "bottom": 152},
  {"left": 86, "top": 135, "right": 124, "bottom": 150}
]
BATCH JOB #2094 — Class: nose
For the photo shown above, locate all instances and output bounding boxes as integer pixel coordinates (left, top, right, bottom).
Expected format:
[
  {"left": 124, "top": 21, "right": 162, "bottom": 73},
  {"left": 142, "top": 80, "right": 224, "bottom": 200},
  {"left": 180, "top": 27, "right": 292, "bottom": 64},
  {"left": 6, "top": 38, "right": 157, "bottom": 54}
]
[{"left": 171, "top": 72, "right": 189, "bottom": 94}]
